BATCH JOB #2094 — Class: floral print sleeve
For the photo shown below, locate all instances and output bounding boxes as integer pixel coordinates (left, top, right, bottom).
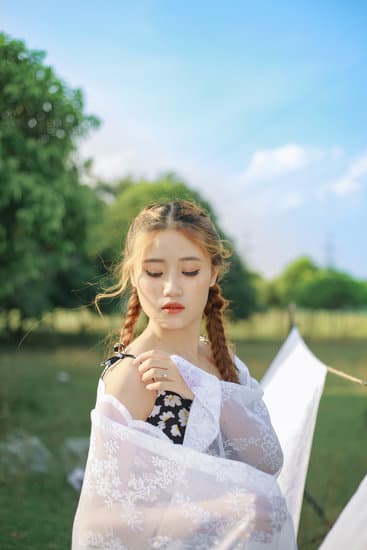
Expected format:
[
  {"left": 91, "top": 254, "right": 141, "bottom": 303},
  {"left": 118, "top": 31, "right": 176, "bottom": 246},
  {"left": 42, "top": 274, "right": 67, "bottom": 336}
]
[{"left": 146, "top": 391, "right": 193, "bottom": 444}]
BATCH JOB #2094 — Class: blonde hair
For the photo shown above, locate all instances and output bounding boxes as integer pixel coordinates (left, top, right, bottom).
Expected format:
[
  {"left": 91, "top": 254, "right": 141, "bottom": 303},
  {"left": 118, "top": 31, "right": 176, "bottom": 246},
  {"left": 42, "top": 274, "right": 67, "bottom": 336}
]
[{"left": 96, "top": 199, "right": 239, "bottom": 383}]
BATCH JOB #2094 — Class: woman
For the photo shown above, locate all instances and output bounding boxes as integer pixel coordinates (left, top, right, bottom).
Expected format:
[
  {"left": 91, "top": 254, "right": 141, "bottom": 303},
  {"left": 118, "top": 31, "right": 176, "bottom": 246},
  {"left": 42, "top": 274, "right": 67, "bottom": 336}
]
[{"left": 72, "top": 200, "right": 297, "bottom": 549}]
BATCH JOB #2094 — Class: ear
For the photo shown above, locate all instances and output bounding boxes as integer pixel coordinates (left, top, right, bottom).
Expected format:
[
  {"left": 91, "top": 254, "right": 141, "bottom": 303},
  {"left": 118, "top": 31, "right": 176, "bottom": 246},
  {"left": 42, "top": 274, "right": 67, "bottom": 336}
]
[{"left": 210, "top": 266, "right": 219, "bottom": 287}]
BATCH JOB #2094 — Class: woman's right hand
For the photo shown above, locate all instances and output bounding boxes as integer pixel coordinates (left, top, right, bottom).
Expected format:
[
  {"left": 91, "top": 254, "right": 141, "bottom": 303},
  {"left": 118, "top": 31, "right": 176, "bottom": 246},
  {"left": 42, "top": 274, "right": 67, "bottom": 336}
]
[{"left": 133, "top": 350, "right": 194, "bottom": 400}]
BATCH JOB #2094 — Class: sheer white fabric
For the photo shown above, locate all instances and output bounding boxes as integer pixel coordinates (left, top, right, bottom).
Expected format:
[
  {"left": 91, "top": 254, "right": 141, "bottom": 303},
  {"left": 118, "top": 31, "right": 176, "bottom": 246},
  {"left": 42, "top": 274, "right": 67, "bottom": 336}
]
[
  {"left": 72, "top": 355, "right": 297, "bottom": 549},
  {"left": 319, "top": 474, "right": 367, "bottom": 550},
  {"left": 261, "top": 327, "right": 327, "bottom": 533}
]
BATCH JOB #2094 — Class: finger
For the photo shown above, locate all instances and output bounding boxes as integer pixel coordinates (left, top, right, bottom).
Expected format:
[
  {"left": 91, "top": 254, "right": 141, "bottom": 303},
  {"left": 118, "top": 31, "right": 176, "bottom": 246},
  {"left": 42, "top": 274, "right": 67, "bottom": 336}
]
[
  {"left": 132, "top": 350, "right": 159, "bottom": 365},
  {"left": 133, "top": 350, "right": 169, "bottom": 366},
  {"left": 137, "top": 359, "right": 164, "bottom": 375},
  {"left": 141, "top": 367, "right": 169, "bottom": 383},
  {"left": 137, "top": 357, "right": 172, "bottom": 374},
  {"left": 145, "top": 380, "right": 176, "bottom": 392}
]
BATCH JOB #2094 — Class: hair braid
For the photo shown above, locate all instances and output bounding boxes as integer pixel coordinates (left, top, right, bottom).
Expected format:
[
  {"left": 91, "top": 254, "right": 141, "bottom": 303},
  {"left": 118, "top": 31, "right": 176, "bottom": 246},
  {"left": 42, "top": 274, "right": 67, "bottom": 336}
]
[
  {"left": 120, "top": 288, "right": 142, "bottom": 347},
  {"left": 204, "top": 284, "right": 239, "bottom": 383}
]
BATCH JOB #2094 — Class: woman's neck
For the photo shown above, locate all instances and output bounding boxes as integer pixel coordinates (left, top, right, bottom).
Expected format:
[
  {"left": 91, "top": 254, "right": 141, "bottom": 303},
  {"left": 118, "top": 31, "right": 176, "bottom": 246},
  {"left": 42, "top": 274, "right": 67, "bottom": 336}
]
[{"left": 132, "top": 322, "right": 203, "bottom": 365}]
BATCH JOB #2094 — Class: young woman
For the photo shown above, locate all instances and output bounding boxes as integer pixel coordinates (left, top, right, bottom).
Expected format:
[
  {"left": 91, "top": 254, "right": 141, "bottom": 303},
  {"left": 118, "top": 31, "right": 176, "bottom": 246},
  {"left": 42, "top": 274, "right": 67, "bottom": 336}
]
[{"left": 72, "top": 200, "right": 297, "bottom": 549}]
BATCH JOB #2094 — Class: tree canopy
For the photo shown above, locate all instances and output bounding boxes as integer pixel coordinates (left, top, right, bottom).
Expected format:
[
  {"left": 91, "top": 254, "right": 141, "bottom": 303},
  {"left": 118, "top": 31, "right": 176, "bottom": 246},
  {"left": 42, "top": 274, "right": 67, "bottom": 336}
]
[
  {"left": 0, "top": 32, "right": 101, "bottom": 321},
  {"left": 264, "top": 256, "right": 367, "bottom": 310},
  {"left": 296, "top": 269, "right": 366, "bottom": 310},
  {"left": 272, "top": 256, "right": 319, "bottom": 306}
]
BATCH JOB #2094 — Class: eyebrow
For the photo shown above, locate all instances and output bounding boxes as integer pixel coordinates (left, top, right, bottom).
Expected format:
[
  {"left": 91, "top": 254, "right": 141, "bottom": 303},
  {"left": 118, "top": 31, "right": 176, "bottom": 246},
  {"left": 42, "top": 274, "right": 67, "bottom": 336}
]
[{"left": 143, "top": 256, "right": 203, "bottom": 263}]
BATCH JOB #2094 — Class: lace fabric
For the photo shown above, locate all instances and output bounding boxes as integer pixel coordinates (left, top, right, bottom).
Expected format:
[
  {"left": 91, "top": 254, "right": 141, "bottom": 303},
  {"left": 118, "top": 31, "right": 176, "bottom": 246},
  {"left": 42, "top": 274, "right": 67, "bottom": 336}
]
[{"left": 72, "top": 355, "right": 297, "bottom": 549}]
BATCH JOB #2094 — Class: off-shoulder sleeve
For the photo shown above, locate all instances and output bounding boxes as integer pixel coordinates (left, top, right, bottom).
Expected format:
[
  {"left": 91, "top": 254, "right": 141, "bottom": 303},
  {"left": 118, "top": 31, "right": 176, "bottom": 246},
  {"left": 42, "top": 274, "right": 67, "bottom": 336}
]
[{"left": 219, "top": 356, "right": 284, "bottom": 476}]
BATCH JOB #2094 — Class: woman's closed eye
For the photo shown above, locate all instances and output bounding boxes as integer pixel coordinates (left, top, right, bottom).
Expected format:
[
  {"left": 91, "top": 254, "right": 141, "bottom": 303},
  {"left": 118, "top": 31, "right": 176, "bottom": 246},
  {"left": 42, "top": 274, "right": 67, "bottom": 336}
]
[
  {"left": 145, "top": 270, "right": 163, "bottom": 277},
  {"left": 145, "top": 269, "right": 200, "bottom": 277},
  {"left": 182, "top": 269, "right": 200, "bottom": 276}
]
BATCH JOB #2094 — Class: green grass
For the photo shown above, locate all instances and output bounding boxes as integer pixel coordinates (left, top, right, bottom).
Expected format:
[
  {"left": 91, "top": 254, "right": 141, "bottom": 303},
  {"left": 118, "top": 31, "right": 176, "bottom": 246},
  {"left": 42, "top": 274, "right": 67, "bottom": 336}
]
[
  {"left": 3, "top": 306, "right": 367, "bottom": 344},
  {"left": 1, "top": 339, "right": 366, "bottom": 549},
  {"left": 0, "top": 346, "right": 102, "bottom": 550}
]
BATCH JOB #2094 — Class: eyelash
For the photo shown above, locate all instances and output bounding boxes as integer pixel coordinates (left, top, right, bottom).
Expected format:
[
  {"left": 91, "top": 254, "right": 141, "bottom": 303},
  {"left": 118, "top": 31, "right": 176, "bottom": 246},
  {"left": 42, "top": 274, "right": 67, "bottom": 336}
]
[{"left": 145, "top": 270, "right": 200, "bottom": 278}]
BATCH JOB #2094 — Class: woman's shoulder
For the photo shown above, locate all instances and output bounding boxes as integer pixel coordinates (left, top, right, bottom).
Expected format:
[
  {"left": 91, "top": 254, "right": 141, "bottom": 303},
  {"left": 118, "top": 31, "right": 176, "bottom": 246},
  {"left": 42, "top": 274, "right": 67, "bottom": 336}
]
[{"left": 102, "top": 354, "right": 156, "bottom": 420}]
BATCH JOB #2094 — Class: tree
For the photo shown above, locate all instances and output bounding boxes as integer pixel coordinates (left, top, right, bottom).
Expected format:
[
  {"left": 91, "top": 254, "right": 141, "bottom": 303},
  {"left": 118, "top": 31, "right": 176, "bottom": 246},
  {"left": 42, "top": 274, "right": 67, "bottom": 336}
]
[
  {"left": 360, "top": 281, "right": 367, "bottom": 307},
  {"left": 94, "top": 175, "right": 135, "bottom": 202},
  {"left": 268, "top": 255, "right": 367, "bottom": 310},
  {"left": 94, "top": 173, "right": 258, "bottom": 319},
  {"left": 0, "top": 33, "right": 101, "bottom": 323},
  {"left": 221, "top": 252, "right": 258, "bottom": 318},
  {"left": 296, "top": 269, "right": 366, "bottom": 309},
  {"left": 250, "top": 272, "right": 278, "bottom": 309},
  {"left": 272, "top": 256, "right": 319, "bottom": 306}
]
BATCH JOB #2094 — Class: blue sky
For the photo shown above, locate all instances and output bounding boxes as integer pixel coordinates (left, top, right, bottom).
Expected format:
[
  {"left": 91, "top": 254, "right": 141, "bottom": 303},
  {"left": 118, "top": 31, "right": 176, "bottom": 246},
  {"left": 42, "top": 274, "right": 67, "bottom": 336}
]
[{"left": 2, "top": 1, "right": 367, "bottom": 279}]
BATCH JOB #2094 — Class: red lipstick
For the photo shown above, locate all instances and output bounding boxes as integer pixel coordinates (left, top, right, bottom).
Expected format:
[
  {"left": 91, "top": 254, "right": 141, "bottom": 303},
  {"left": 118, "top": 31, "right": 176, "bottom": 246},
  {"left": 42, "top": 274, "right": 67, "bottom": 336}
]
[{"left": 162, "top": 302, "right": 185, "bottom": 314}]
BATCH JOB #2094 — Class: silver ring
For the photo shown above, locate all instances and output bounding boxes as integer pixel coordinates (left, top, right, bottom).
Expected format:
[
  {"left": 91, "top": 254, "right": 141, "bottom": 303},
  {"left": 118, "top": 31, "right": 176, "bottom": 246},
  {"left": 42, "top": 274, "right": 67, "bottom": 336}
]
[{"left": 162, "top": 372, "right": 168, "bottom": 378}]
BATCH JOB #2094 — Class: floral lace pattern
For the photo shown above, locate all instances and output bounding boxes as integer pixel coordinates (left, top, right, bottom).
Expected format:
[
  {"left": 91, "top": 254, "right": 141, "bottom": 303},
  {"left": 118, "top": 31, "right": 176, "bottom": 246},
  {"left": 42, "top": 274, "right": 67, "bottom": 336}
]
[
  {"left": 72, "top": 355, "right": 296, "bottom": 549},
  {"left": 219, "top": 383, "right": 284, "bottom": 475},
  {"left": 173, "top": 354, "right": 283, "bottom": 475}
]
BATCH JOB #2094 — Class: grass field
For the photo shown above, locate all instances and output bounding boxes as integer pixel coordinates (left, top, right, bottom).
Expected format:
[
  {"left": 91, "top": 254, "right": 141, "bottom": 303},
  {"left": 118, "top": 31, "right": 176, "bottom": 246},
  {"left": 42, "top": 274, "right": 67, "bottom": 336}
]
[
  {"left": 0, "top": 336, "right": 366, "bottom": 549},
  {"left": 3, "top": 306, "right": 367, "bottom": 343}
]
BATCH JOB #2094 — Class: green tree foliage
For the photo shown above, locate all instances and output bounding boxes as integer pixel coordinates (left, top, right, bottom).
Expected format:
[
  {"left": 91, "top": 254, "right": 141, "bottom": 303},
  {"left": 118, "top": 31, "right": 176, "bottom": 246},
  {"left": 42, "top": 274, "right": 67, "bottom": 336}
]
[
  {"left": 0, "top": 33, "right": 101, "bottom": 320},
  {"left": 94, "top": 175, "right": 135, "bottom": 202},
  {"left": 98, "top": 172, "right": 212, "bottom": 262},
  {"left": 296, "top": 269, "right": 366, "bottom": 310},
  {"left": 272, "top": 256, "right": 319, "bottom": 306},
  {"left": 222, "top": 253, "right": 258, "bottom": 318},
  {"left": 360, "top": 281, "right": 367, "bottom": 306},
  {"left": 250, "top": 272, "right": 275, "bottom": 310},
  {"left": 264, "top": 255, "right": 367, "bottom": 310},
  {"left": 95, "top": 173, "right": 258, "bottom": 319}
]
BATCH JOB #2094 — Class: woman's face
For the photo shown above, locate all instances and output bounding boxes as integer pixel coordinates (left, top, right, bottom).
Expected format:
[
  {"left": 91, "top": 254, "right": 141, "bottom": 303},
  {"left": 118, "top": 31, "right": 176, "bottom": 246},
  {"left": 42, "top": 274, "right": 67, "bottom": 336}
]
[{"left": 132, "top": 229, "right": 218, "bottom": 331}]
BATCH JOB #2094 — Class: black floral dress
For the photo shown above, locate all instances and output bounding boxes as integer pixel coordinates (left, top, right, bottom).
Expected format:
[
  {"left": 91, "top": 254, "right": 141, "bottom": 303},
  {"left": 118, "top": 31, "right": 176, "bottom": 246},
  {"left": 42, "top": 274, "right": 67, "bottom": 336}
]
[{"left": 145, "top": 390, "right": 193, "bottom": 444}]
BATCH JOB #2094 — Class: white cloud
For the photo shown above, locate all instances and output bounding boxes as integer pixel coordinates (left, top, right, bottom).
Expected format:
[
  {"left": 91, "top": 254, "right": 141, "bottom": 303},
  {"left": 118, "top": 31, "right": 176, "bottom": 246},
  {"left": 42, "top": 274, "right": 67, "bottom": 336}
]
[
  {"left": 329, "top": 152, "right": 367, "bottom": 196},
  {"left": 350, "top": 154, "right": 367, "bottom": 178},
  {"left": 332, "top": 177, "right": 361, "bottom": 195},
  {"left": 280, "top": 191, "right": 305, "bottom": 210},
  {"left": 243, "top": 144, "right": 323, "bottom": 183},
  {"left": 89, "top": 150, "right": 141, "bottom": 180}
]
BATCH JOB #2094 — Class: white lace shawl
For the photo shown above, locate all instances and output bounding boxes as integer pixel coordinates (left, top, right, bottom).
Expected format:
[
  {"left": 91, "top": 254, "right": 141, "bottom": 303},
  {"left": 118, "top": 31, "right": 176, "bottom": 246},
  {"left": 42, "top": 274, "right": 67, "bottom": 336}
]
[{"left": 72, "top": 355, "right": 297, "bottom": 549}]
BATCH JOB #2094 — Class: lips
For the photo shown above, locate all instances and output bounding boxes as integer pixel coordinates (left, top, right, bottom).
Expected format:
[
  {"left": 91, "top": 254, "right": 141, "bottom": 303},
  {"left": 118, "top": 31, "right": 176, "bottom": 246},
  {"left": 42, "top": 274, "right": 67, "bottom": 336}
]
[{"left": 162, "top": 302, "right": 185, "bottom": 312}]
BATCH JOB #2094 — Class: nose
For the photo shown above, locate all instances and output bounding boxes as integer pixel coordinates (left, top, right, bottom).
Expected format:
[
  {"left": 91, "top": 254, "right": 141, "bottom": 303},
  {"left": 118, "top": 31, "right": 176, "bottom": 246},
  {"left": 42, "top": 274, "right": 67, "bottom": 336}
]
[{"left": 162, "top": 272, "right": 183, "bottom": 297}]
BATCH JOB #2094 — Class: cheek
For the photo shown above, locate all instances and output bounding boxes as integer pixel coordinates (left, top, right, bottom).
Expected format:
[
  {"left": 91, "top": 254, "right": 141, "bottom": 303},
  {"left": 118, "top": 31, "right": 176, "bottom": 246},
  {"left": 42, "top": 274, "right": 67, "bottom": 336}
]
[
  {"left": 136, "top": 278, "right": 157, "bottom": 300},
  {"left": 190, "top": 278, "right": 211, "bottom": 304}
]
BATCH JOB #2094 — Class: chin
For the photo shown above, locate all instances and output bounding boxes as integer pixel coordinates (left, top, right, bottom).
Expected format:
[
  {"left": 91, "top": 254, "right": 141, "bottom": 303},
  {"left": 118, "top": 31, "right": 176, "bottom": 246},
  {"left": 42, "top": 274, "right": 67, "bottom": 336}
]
[
  {"left": 159, "top": 321, "right": 189, "bottom": 330},
  {"left": 157, "top": 316, "right": 194, "bottom": 331}
]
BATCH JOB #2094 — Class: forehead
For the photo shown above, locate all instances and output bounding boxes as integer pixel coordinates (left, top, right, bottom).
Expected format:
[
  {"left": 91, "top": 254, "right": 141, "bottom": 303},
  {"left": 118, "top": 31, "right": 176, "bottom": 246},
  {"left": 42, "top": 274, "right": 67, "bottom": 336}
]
[{"left": 140, "top": 229, "right": 207, "bottom": 261}]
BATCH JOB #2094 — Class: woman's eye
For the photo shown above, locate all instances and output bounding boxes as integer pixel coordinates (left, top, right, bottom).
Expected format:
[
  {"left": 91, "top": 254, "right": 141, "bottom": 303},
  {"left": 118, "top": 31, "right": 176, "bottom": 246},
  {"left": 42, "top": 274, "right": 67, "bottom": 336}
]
[
  {"left": 145, "top": 270, "right": 163, "bottom": 278},
  {"left": 182, "top": 270, "right": 200, "bottom": 276},
  {"left": 145, "top": 269, "right": 200, "bottom": 277}
]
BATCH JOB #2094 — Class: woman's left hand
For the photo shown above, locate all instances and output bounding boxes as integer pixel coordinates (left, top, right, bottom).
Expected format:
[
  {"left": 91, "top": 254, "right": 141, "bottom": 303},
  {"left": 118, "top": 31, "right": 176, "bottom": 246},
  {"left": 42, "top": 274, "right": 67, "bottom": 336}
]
[{"left": 133, "top": 350, "right": 194, "bottom": 400}]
